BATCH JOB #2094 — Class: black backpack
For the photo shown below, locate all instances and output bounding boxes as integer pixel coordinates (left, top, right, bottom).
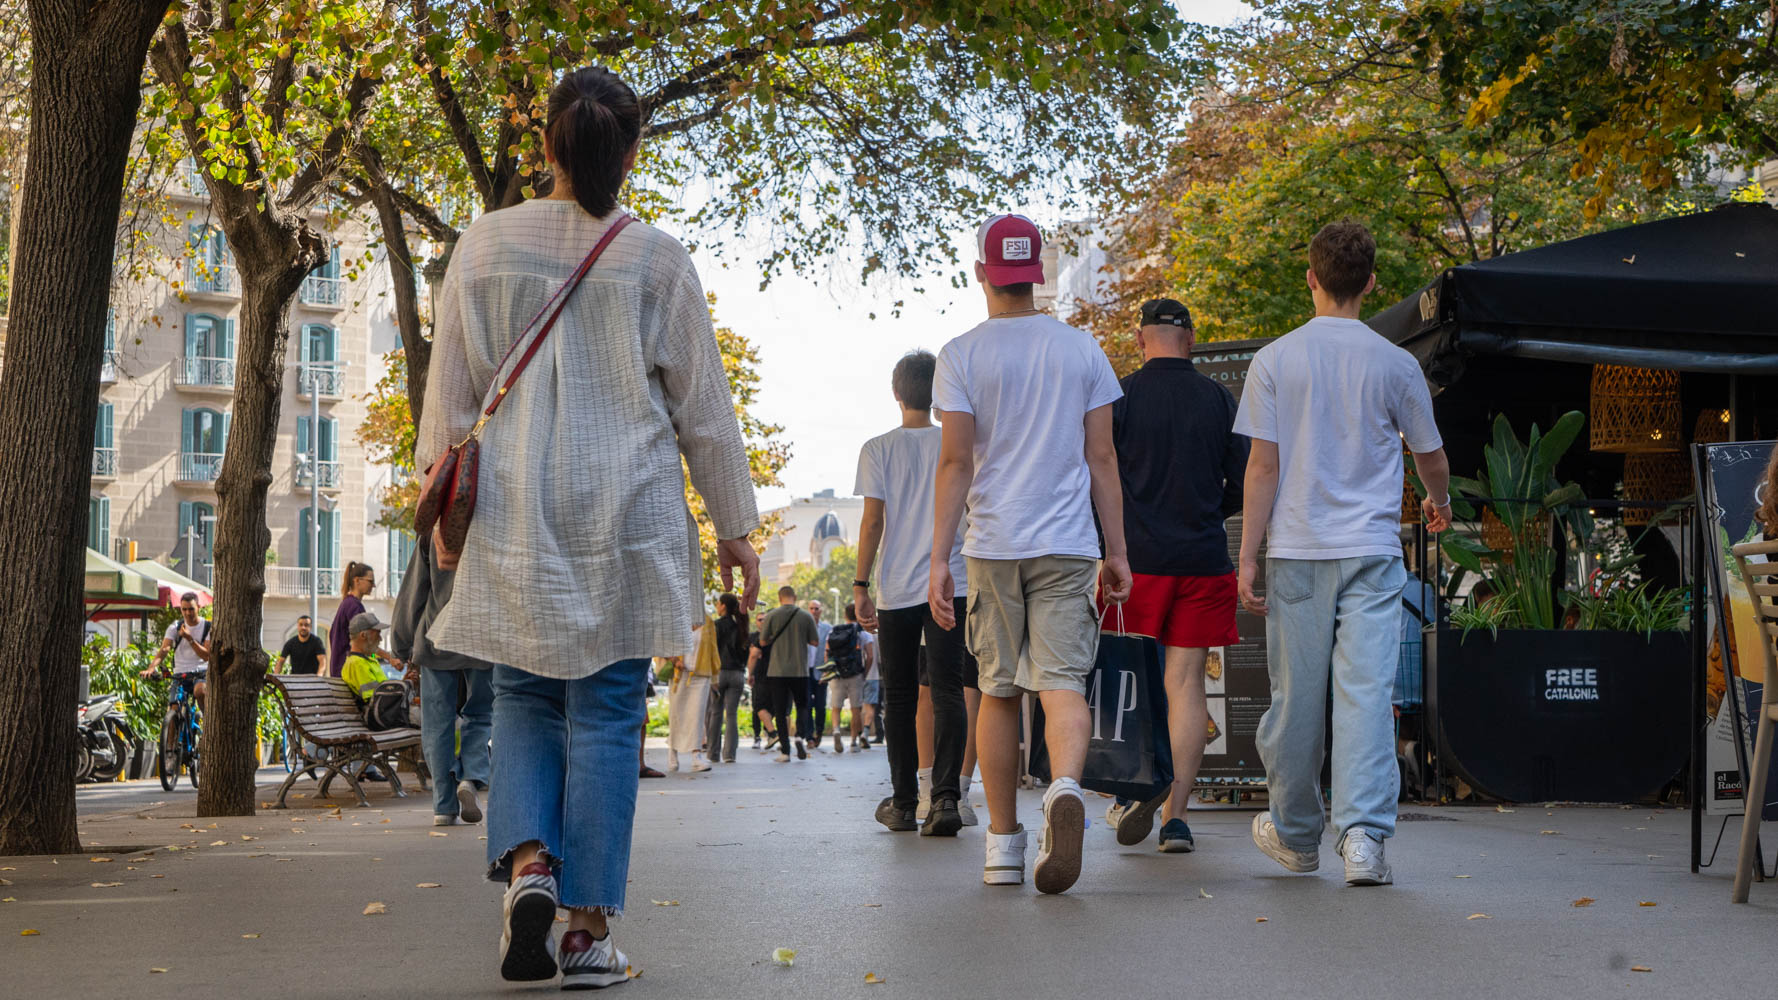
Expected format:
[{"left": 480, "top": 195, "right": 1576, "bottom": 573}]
[
  {"left": 826, "top": 623, "right": 865, "bottom": 679},
  {"left": 364, "top": 681, "right": 412, "bottom": 731}
]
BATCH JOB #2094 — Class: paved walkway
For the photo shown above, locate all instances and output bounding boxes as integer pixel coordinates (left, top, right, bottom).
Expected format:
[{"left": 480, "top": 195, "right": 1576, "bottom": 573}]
[{"left": 6, "top": 739, "right": 1776, "bottom": 998}]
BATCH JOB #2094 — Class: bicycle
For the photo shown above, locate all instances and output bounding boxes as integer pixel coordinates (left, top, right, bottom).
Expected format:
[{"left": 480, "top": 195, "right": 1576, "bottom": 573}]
[{"left": 151, "top": 671, "right": 203, "bottom": 791}]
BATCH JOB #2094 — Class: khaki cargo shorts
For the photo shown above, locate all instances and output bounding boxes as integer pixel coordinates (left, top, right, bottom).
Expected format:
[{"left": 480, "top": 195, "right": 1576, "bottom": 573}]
[
  {"left": 965, "top": 555, "right": 1100, "bottom": 698},
  {"left": 827, "top": 673, "right": 866, "bottom": 711}
]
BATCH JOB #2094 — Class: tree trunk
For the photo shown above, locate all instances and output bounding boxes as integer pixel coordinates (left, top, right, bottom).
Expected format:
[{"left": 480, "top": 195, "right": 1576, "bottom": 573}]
[
  {"left": 0, "top": 0, "right": 171, "bottom": 855},
  {"left": 197, "top": 238, "right": 320, "bottom": 817},
  {"left": 365, "top": 179, "right": 431, "bottom": 425}
]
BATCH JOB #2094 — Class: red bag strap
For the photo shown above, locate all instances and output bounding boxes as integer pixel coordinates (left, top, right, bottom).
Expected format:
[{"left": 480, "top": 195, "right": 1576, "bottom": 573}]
[{"left": 478, "top": 213, "right": 635, "bottom": 425}]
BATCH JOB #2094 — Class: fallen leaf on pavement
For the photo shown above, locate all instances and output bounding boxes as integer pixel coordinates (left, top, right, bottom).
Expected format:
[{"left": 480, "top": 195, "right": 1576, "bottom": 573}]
[
  {"left": 1495, "top": 805, "right": 1515, "bottom": 813},
  {"left": 151, "top": 875, "right": 165, "bottom": 879},
  {"left": 865, "top": 972, "right": 886, "bottom": 984},
  {"left": 1572, "top": 898, "right": 1595, "bottom": 907},
  {"left": 90, "top": 882, "right": 123, "bottom": 888},
  {"left": 428, "top": 831, "right": 448, "bottom": 838},
  {"left": 1453, "top": 875, "right": 1472, "bottom": 879},
  {"left": 1199, "top": 888, "right": 1213, "bottom": 899},
  {"left": 555, "top": 915, "right": 569, "bottom": 923},
  {"left": 1539, "top": 830, "right": 1561, "bottom": 836},
  {"left": 21, "top": 929, "right": 40, "bottom": 935},
  {"left": 626, "top": 965, "right": 641, "bottom": 979},
  {"left": 380, "top": 819, "right": 391, "bottom": 824},
  {"left": 1639, "top": 901, "right": 1657, "bottom": 907},
  {"left": 773, "top": 947, "right": 797, "bottom": 967},
  {"left": 652, "top": 900, "right": 679, "bottom": 906},
  {"left": 210, "top": 841, "right": 228, "bottom": 847},
  {"left": 1631, "top": 966, "right": 1652, "bottom": 973},
  {"left": 363, "top": 902, "right": 387, "bottom": 915},
  {"left": 3, "top": 898, "right": 16, "bottom": 903},
  {"left": 1255, "top": 917, "right": 1268, "bottom": 923},
  {"left": 416, "top": 883, "right": 441, "bottom": 889},
  {"left": 240, "top": 835, "right": 255, "bottom": 841},
  {"left": 0, "top": 878, "right": 9, "bottom": 885},
  {"left": 861, "top": 903, "right": 882, "bottom": 908},
  {"left": 150, "top": 967, "right": 166, "bottom": 972},
  {"left": 90, "top": 857, "right": 112, "bottom": 863},
  {"left": 242, "top": 933, "right": 260, "bottom": 939},
  {"left": 1466, "top": 914, "right": 1491, "bottom": 920}
]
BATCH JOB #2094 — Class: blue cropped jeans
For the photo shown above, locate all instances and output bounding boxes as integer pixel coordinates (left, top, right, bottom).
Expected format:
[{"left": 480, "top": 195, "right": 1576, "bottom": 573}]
[
  {"left": 1256, "top": 556, "right": 1404, "bottom": 853},
  {"left": 485, "top": 659, "right": 649, "bottom": 915}
]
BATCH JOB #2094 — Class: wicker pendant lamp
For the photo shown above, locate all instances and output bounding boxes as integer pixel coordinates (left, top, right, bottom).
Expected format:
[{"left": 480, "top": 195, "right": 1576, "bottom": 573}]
[
  {"left": 1590, "top": 364, "right": 1681, "bottom": 453},
  {"left": 1693, "top": 408, "right": 1732, "bottom": 445},
  {"left": 1622, "top": 453, "right": 1692, "bottom": 526}
]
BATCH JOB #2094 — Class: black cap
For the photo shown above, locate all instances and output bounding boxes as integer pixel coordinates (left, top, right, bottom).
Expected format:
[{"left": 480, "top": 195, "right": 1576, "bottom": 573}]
[{"left": 1140, "top": 298, "right": 1193, "bottom": 329}]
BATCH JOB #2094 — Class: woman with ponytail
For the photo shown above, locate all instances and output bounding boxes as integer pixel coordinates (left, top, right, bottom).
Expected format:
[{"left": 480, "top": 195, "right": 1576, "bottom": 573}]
[
  {"left": 328, "top": 561, "right": 376, "bottom": 678},
  {"left": 415, "top": 66, "right": 760, "bottom": 989}
]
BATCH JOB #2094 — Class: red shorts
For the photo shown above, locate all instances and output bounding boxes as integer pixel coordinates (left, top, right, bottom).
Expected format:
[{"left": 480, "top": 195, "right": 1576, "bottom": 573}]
[{"left": 1112, "top": 572, "right": 1239, "bottom": 648}]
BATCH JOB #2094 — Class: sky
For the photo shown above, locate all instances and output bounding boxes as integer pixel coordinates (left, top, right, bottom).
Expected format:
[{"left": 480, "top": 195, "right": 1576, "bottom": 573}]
[{"left": 701, "top": 1, "right": 1255, "bottom": 513}]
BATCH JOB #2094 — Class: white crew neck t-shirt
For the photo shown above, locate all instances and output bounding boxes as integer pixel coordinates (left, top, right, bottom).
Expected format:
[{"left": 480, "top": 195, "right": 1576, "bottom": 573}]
[
  {"left": 1232, "top": 315, "right": 1443, "bottom": 560},
  {"left": 854, "top": 425, "right": 966, "bottom": 611},
  {"left": 932, "top": 314, "right": 1123, "bottom": 561},
  {"left": 164, "top": 620, "right": 210, "bottom": 675}
]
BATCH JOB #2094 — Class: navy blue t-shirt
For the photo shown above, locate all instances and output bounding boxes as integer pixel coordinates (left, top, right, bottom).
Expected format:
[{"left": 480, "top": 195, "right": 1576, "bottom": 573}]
[{"left": 1110, "top": 358, "right": 1250, "bottom": 577}]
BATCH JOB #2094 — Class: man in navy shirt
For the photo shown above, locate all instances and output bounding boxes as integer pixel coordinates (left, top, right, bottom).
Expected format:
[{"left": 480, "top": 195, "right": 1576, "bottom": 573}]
[{"left": 1104, "top": 298, "right": 1249, "bottom": 855}]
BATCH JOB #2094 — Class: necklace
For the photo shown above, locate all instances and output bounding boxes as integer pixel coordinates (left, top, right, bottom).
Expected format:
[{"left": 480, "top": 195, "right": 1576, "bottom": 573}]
[{"left": 989, "top": 306, "right": 1042, "bottom": 319}]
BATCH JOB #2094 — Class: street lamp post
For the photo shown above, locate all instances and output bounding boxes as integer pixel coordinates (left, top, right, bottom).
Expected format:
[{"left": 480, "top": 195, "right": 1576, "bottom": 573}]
[
  {"left": 829, "top": 587, "right": 840, "bottom": 624},
  {"left": 285, "top": 359, "right": 346, "bottom": 627}
]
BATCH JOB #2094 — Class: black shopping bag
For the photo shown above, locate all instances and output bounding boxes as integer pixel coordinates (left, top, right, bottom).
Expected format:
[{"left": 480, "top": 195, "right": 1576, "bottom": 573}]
[{"left": 1029, "top": 617, "right": 1174, "bottom": 802}]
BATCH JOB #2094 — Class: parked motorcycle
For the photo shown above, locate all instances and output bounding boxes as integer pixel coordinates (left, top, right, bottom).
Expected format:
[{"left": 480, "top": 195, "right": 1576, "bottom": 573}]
[{"left": 76, "top": 694, "right": 135, "bottom": 783}]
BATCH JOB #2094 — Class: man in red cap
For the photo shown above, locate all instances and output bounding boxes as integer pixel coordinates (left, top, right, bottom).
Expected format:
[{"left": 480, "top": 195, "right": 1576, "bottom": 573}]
[{"left": 928, "top": 213, "right": 1132, "bottom": 895}]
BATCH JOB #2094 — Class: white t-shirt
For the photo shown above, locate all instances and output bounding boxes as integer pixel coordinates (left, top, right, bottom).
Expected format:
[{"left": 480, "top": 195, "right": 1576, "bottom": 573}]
[
  {"left": 855, "top": 425, "right": 967, "bottom": 610},
  {"left": 861, "top": 631, "right": 879, "bottom": 682},
  {"left": 931, "top": 314, "right": 1122, "bottom": 560},
  {"left": 1233, "top": 316, "right": 1443, "bottom": 560},
  {"left": 163, "top": 620, "right": 210, "bottom": 675}
]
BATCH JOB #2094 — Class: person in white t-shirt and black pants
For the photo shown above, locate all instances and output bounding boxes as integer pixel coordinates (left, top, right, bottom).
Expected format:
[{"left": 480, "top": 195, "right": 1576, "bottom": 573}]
[
  {"left": 854, "top": 350, "right": 974, "bottom": 837},
  {"left": 929, "top": 215, "right": 1133, "bottom": 895},
  {"left": 1234, "top": 221, "right": 1452, "bottom": 888},
  {"left": 142, "top": 592, "right": 213, "bottom": 710}
]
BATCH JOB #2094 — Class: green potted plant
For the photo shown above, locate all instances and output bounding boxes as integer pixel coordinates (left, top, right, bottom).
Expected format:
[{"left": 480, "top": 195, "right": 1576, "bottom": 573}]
[{"left": 1425, "top": 412, "right": 1691, "bottom": 804}]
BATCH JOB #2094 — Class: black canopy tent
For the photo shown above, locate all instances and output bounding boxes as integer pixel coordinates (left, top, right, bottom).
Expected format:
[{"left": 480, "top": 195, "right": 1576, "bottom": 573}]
[{"left": 1368, "top": 201, "right": 1778, "bottom": 387}]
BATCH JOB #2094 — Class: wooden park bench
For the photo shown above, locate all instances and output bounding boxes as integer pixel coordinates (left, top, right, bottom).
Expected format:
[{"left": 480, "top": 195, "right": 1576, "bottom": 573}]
[{"left": 266, "top": 674, "right": 428, "bottom": 809}]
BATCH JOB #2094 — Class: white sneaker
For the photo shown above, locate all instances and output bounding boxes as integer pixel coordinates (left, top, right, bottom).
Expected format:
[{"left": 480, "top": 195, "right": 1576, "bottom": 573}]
[
  {"left": 1251, "top": 812, "right": 1319, "bottom": 873},
  {"left": 958, "top": 776, "right": 978, "bottom": 827},
  {"left": 689, "top": 753, "right": 712, "bottom": 773},
  {"left": 983, "top": 825, "right": 1028, "bottom": 886},
  {"left": 916, "top": 769, "right": 933, "bottom": 821},
  {"left": 774, "top": 753, "right": 791, "bottom": 763},
  {"left": 559, "top": 929, "right": 629, "bottom": 989},
  {"left": 666, "top": 750, "right": 680, "bottom": 772},
  {"left": 1034, "top": 779, "right": 1086, "bottom": 895},
  {"left": 433, "top": 813, "right": 457, "bottom": 826},
  {"left": 456, "top": 783, "right": 483, "bottom": 824},
  {"left": 1341, "top": 829, "right": 1393, "bottom": 886}
]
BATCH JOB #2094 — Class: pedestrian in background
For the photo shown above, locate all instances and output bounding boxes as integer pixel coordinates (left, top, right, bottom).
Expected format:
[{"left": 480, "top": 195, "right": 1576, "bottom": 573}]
[
  {"left": 757, "top": 586, "right": 819, "bottom": 762},
  {"left": 805, "top": 600, "right": 832, "bottom": 748},
  {"left": 1235, "top": 220, "right": 1451, "bottom": 888},
  {"left": 392, "top": 526, "right": 497, "bottom": 827},
  {"left": 667, "top": 617, "right": 717, "bottom": 773},
  {"left": 705, "top": 594, "right": 750, "bottom": 763},
  {"left": 1103, "top": 297, "right": 1249, "bottom": 855},
  {"left": 273, "top": 615, "right": 327, "bottom": 676},
  {"left": 414, "top": 66, "right": 759, "bottom": 989},
  {"left": 328, "top": 561, "right": 375, "bottom": 678}
]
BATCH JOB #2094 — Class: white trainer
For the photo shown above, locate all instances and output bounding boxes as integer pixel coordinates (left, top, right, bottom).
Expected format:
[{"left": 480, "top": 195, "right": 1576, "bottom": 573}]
[
  {"left": 916, "top": 769, "right": 932, "bottom": 822},
  {"left": 958, "top": 775, "right": 978, "bottom": 826},
  {"left": 1341, "top": 829, "right": 1393, "bottom": 886},
  {"left": 1035, "top": 778, "right": 1086, "bottom": 895},
  {"left": 983, "top": 825, "right": 1028, "bottom": 886},
  {"left": 1250, "top": 812, "right": 1319, "bottom": 873}
]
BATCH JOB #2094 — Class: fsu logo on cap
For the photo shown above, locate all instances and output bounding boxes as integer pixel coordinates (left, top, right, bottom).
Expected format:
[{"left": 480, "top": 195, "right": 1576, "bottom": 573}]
[{"left": 1001, "top": 236, "right": 1032, "bottom": 261}]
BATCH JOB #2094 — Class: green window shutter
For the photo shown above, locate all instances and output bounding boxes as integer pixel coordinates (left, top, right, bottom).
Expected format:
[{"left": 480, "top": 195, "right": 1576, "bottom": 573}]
[
  {"left": 178, "top": 500, "right": 194, "bottom": 542},
  {"left": 184, "top": 314, "right": 199, "bottom": 357},
  {"left": 296, "top": 415, "right": 311, "bottom": 458},
  {"left": 320, "top": 417, "right": 337, "bottom": 462},
  {"left": 181, "top": 409, "right": 195, "bottom": 455},
  {"left": 218, "top": 411, "right": 230, "bottom": 452},
  {"left": 298, "top": 509, "right": 312, "bottom": 568},
  {"left": 104, "top": 309, "right": 115, "bottom": 351},
  {"left": 222, "top": 318, "right": 235, "bottom": 360},
  {"left": 323, "top": 325, "right": 337, "bottom": 362},
  {"left": 322, "top": 511, "right": 340, "bottom": 569},
  {"left": 95, "top": 402, "right": 112, "bottom": 449},
  {"left": 298, "top": 325, "right": 312, "bottom": 364}
]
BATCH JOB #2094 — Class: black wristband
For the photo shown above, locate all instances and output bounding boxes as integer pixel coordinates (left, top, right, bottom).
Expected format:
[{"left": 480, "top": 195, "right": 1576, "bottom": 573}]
[{"left": 852, "top": 580, "right": 870, "bottom": 590}]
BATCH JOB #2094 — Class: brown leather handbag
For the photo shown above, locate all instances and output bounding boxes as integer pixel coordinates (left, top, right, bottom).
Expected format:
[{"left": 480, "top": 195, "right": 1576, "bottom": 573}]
[{"left": 415, "top": 214, "right": 634, "bottom": 570}]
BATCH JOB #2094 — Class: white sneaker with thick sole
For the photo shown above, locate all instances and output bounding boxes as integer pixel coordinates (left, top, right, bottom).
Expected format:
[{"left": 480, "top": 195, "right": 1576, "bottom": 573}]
[
  {"left": 983, "top": 825, "right": 1028, "bottom": 885},
  {"left": 958, "top": 776, "right": 978, "bottom": 826},
  {"left": 1035, "top": 779, "right": 1086, "bottom": 895},
  {"left": 1341, "top": 829, "right": 1393, "bottom": 886},
  {"left": 1251, "top": 812, "right": 1319, "bottom": 873},
  {"left": 916, "top": 770, "right": 933, "bottom": 821},
  {"left": 433, "top": 813, "right": 457, "bottom": 826},
  {"left": 499, "top": 863, "right": 560, "bottom": 982},
  {"left": 559, "top": 929, "right": 629, "bottom": 990},
  {"left": 689, "top": 754, "right": 712, "bottom": 773}
]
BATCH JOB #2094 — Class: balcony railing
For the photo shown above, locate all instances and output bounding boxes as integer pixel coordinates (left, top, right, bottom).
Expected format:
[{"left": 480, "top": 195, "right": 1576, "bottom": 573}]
[
  {"left": 297, "top": 364, "right": 343, "bottom": 398},
  {"left": 295, "top": 459, "right": 342, "bottom": 490},
  {"left": 175, "top": 355, "right": 235, "bottom": 390},
  {"left": 92, "top": 448, "right": 117, "bottom": 478},
  {"left": 300, "top": 275, "right": 344, "bottom": 307},
  {"left": 267, "top": 565, "right": 340, "bottom": 600},
  {"left": 178, "top": 452, "right": 224, "bottom": 483},
  {"left": 99, "top": 350, "right": 120, "bottom": 383},
  {"left": 186, "top": 260, "right": 239, "bottom": 296}
]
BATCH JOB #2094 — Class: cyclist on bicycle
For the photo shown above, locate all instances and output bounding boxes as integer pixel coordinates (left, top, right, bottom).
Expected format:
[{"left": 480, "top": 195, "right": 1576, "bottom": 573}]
[{"left": 140, "top": 592, "right": 212, "bottom": 709}]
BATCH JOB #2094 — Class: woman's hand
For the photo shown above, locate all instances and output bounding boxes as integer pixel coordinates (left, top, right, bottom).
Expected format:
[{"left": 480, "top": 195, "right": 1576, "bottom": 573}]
[{"left": 718, "top": 537, "right": 760, "bottom": 609}]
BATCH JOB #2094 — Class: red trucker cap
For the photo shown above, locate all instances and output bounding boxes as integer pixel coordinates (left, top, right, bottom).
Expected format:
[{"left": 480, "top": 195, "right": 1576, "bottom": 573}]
[{"left": 975, "top": 214, "right": 1046, "bottom": 285}]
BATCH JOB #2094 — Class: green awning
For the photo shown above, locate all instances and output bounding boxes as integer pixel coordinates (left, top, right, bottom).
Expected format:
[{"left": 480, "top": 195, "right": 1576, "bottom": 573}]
[{"left": 85, "top": 548, "right": 160, "bottom": 618}]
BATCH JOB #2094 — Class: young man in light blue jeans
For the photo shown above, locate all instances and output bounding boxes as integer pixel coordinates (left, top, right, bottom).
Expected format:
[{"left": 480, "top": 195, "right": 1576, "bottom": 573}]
[{"left": 1234, "top": 220, "right": 1452, "bottom": 886}]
